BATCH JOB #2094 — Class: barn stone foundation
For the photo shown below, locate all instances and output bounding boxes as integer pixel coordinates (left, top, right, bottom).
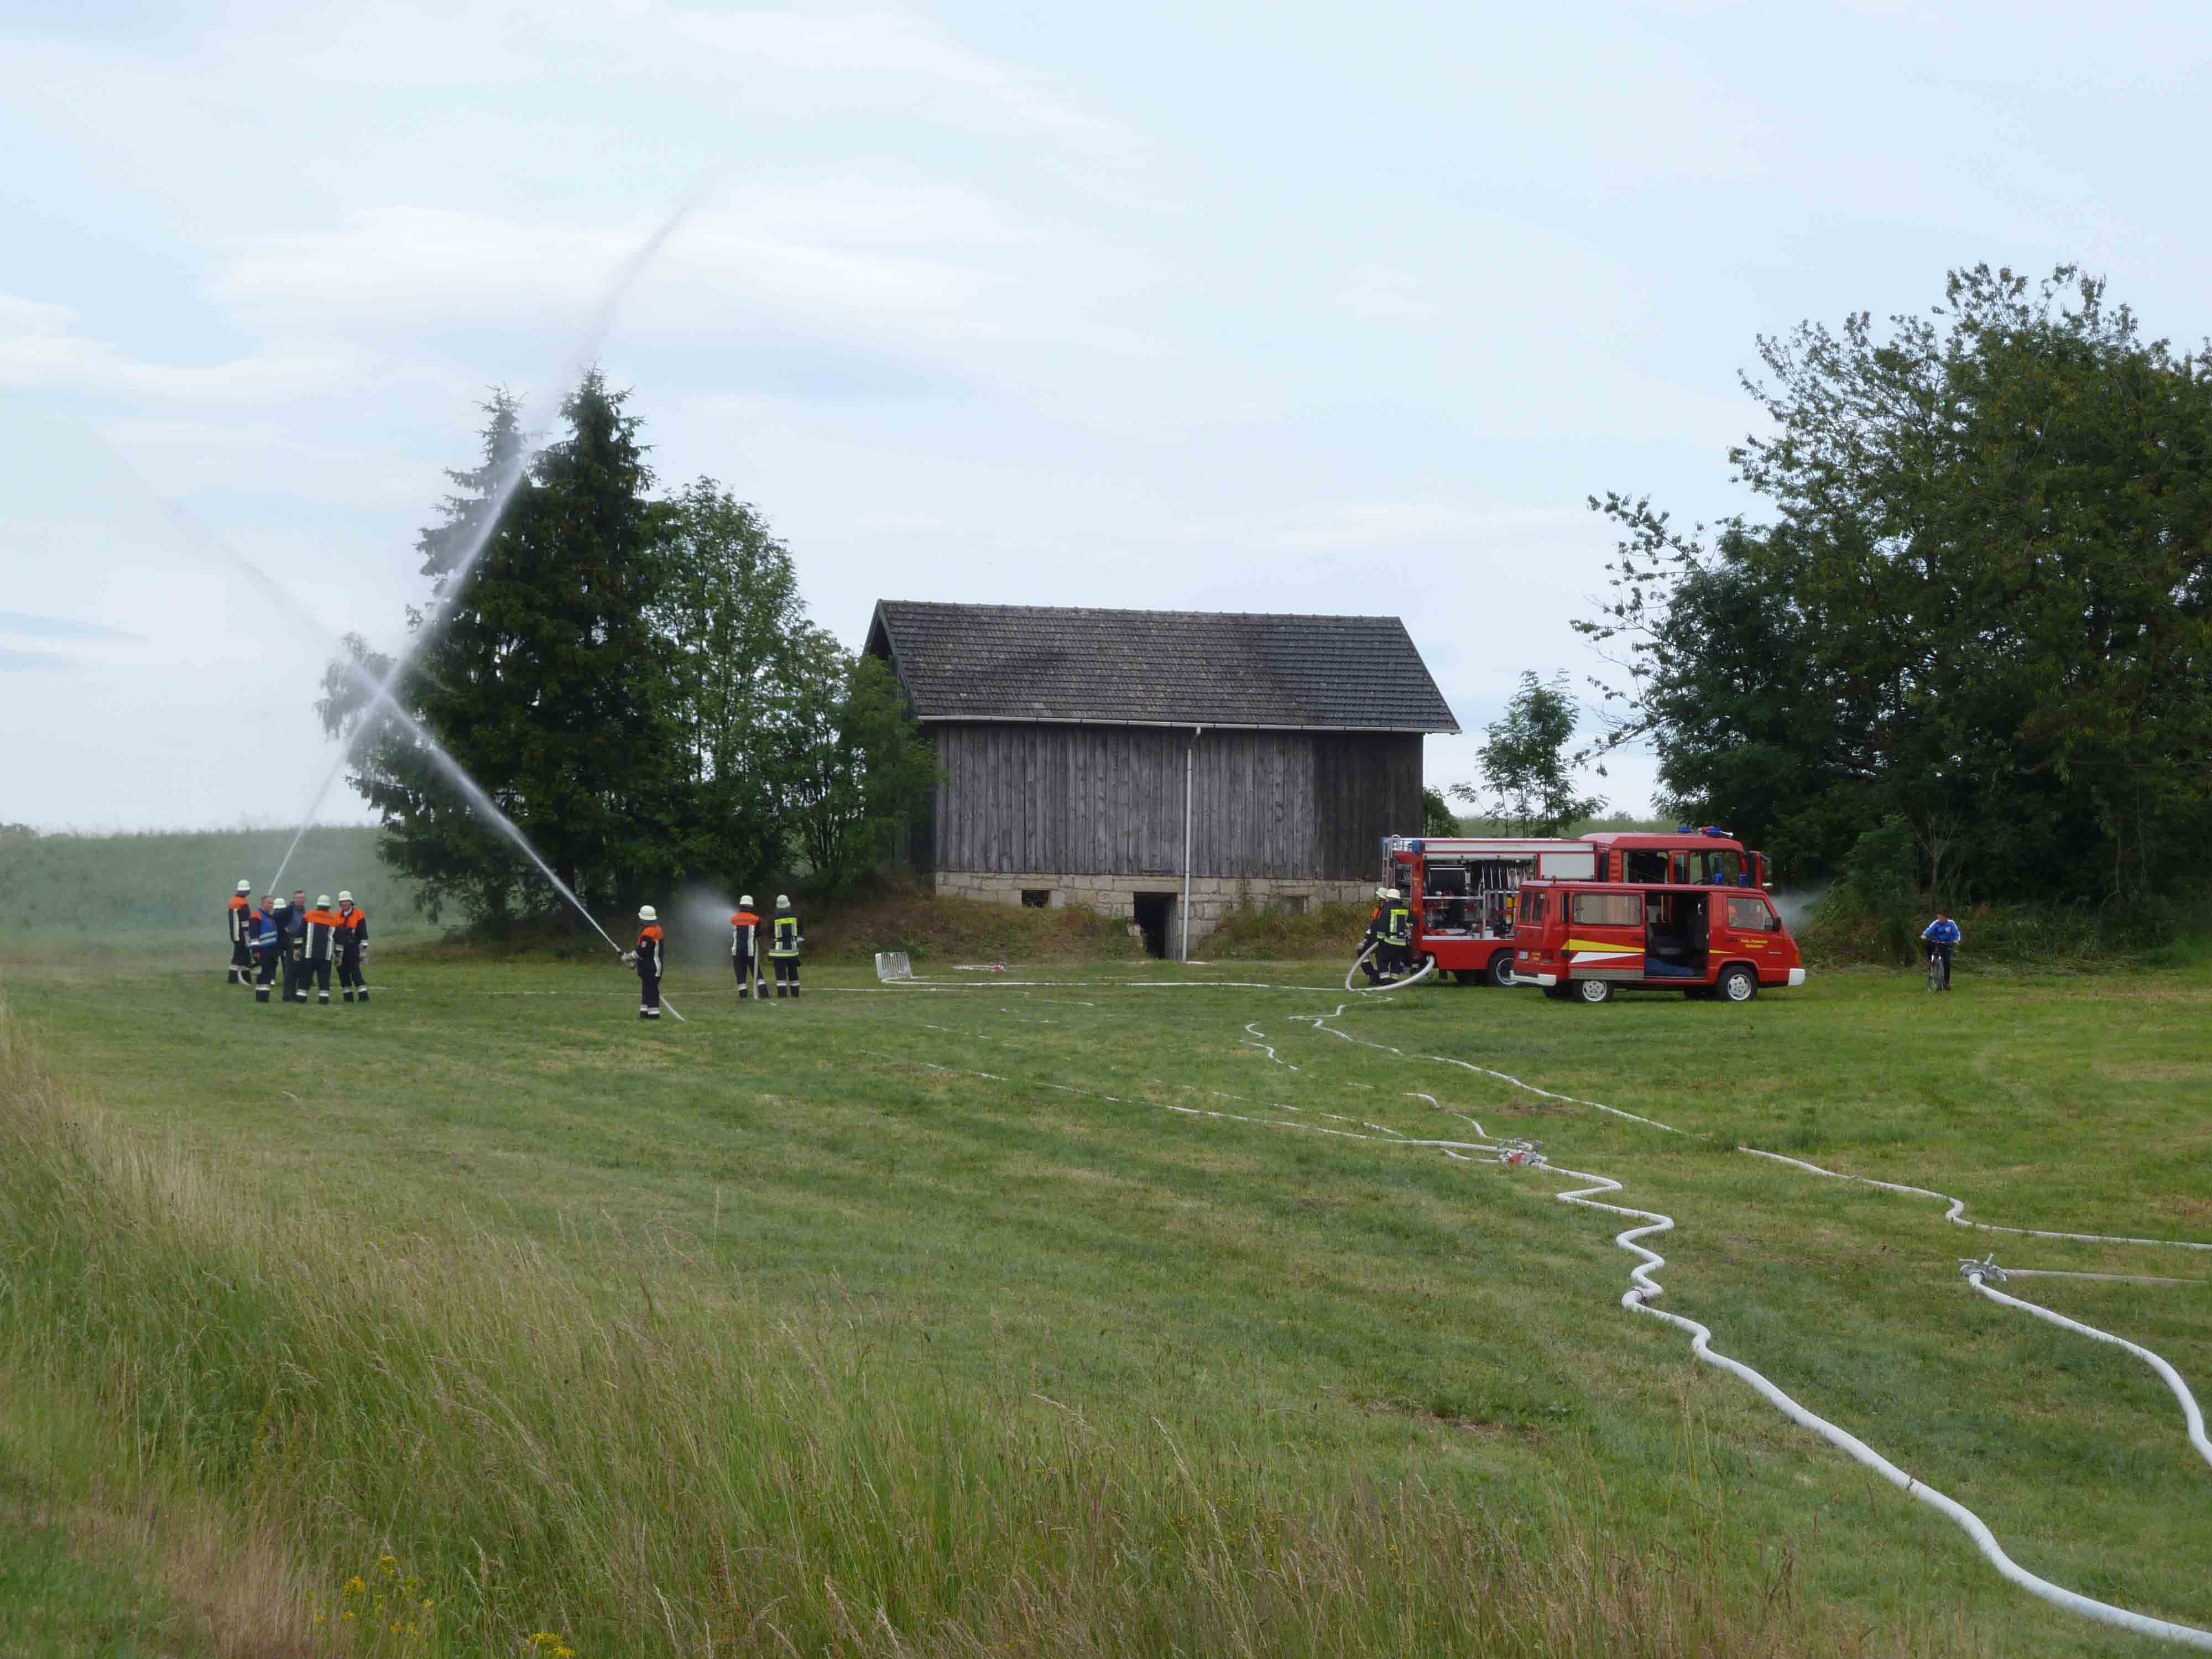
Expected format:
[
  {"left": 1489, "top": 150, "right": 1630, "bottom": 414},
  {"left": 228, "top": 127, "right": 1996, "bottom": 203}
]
[{"left": 932, "top": 870, "right": 1374, "bottom": 947}]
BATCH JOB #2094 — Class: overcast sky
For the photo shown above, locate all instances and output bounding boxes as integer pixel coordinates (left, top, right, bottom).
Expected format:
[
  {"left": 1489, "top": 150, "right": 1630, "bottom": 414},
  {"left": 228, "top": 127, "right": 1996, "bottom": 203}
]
[{"left": 4, "top": 0, "right": 2206, "bottom": 831}]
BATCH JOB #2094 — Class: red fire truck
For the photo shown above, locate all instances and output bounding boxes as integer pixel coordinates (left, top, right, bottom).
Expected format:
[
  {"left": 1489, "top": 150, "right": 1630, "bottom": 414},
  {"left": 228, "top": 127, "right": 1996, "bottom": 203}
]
[
  {"left": 1509, "top": 877, "right": 1806, "bottom": 1003},
  {"left": 1376, "top": 830, "right": 1771, "bottom": 987}
]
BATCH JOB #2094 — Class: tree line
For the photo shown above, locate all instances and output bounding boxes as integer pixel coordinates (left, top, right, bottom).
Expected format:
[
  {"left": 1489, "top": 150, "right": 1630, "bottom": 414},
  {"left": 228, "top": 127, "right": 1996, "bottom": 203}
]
[
  {"left": 1580, "top": 264, "right": 2212, "bottom": 906},
  {"left": 317, "top": 373, "right": 935, "bottom": 927}
]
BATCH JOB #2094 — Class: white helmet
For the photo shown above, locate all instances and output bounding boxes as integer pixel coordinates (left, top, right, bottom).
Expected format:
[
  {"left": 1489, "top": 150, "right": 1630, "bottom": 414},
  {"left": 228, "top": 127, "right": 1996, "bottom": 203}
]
[
  {"left": 1375, "top": 885, "right": 1390, "bottom": 900},
  {"left": 337, "top": 891, "right": 353, "bottom": 904},
  {"left": 1385, "top": 888, "right": 1401, "bottom": 901},
  {"left": 316, "top": 894, "right": 331, "bottom": 907},
  {"left": 775, "top": 894, "right": 790, "bottom": 908},
  {"left": 738, "top": 894, "right": 753, "bottom": 907},
  {"left": 638, "top": 905, "right": 658, "bottom": 922},
  {"left": 236, "top": 879, "right": 252, "bottom": 893}
]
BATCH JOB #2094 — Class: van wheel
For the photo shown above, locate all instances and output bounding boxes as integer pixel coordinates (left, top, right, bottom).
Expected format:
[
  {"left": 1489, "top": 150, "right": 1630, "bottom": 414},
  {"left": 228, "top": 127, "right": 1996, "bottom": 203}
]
[
  {"left": 1717, "top": 964, "right": 1759, "bottom": 1004},
  {"left": 1574, "top": 978, "right": 1613, "bottom": 1005},
  {"left": 1488, "top": 953, "right": 1517, "bottom": 988}
]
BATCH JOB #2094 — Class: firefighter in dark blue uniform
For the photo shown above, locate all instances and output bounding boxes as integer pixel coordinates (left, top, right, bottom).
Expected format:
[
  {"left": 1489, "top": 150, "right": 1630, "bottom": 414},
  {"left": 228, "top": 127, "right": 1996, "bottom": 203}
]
[
  {"left": 770, "top": 895, "right": 802, "bottom": 998},
  {"left": 252, "top": 897, "right": 283, "bottom": 1003},
  {"left": 227, "top": 879, "right": 253, "bottom": 984}
]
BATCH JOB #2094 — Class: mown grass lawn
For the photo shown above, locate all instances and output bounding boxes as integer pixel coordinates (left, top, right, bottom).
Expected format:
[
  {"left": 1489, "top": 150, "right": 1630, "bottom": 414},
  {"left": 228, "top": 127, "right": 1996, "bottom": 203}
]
[{"left": 2, "top": 946, "right": 2208, "bottom": 1656}]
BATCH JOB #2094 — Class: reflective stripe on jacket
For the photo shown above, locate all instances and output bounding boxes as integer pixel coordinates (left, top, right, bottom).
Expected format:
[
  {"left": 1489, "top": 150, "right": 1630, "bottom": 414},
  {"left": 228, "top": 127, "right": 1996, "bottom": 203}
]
[
  {"left": 770, "top": 914, "right": 800, "bottom": 957},
  {"left": 1384, "top": 904, "right": 1412, "bottom": 945},
  {"left": 730, "top": 911, "right": 760, "bottom": 957},
  {"left": 228, "top": 896, "right": 251, "bottom": 943},
  {"left": 635, "top": 926, "right": 663, "bottom": 978}
]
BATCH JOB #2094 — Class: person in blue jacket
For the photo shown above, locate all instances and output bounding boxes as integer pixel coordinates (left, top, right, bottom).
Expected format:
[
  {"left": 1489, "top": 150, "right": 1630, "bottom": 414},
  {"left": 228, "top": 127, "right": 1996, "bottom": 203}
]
[
  {"left": 1922, "top": 909, "right": 1961, "bottom": 990},
  {"left": 252, "top": 897, "right": 284, "bottom": 1003}
]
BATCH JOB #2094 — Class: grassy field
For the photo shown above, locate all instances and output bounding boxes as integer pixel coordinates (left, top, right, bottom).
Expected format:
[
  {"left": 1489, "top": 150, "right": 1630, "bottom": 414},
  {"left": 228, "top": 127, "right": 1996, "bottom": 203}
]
[{"left": 1, "top": 942, "right": 2208, "bottom": 1657}]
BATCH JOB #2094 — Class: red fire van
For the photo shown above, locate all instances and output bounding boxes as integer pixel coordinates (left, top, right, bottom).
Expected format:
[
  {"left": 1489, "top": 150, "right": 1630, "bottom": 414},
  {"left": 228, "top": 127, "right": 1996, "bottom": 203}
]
[
  {"left": 1509, "top": 879, "right": 1806, "bottom": 1004},
  {"left": 1376, "top": 830, "right": 1770, "bottom": 987}
]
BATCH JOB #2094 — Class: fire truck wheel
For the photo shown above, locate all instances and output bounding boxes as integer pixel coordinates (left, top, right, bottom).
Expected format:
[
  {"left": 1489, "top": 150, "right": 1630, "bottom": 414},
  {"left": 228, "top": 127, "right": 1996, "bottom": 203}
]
[
  {"left": 1573, "top": 977, "right": 1614, "bottom": 1005},
  {"left": 1487, "top": 952, "right": 1517, "bottom": 988},
  {"left": 1717, "top": 964, "right": 1759, "bottom": 1004}
]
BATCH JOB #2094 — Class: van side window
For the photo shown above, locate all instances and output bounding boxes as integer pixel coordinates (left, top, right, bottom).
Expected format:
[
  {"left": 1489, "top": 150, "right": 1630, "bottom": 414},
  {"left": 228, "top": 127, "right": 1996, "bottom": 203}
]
[
  {"left": 1727, "top": 897, "right": 1780, "bottom": 932},
  {"left": 1571, "top": 892, "right": 1641, "bottom": 927}
]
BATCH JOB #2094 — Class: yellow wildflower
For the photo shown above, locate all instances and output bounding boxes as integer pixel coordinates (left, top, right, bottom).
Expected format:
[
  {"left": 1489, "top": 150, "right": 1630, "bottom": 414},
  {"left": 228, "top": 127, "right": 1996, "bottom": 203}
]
[
  {"left": 379, "top": 1554, "right": 400, "bottom": 1577},
  {"left": 344, "top": 1576, "right": 367, "bottom": 1597}
]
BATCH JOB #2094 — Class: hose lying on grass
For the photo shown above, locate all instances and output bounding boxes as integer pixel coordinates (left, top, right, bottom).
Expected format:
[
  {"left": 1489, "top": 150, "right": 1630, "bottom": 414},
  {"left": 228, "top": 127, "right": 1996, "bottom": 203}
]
[{"left": 874, "top": 989, "right": 2212, "bottom": 1652}]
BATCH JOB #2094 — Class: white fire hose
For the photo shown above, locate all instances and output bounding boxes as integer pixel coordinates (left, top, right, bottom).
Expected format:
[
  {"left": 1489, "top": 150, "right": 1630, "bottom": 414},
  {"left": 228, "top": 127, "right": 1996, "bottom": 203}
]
[
  {"left": 1344, "top": 941, "right": 1437, "bottom": 994},
  {"left": 863, "top": 989, "right": 2212, "bottom": 1651}
]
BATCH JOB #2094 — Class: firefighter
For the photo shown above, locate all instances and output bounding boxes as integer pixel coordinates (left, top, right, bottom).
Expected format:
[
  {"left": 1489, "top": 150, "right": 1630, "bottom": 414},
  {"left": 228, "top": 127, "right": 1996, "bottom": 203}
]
[
  {"left": 729, "top": 894, "right": 765, "bottom": 1000},
  {"left": 301, "top": 895, "right": 340, "bottom": 1004},
  {"left": 769, "top": 894, "right": 802, "bottom": 998},
  {"left": 284, "top": 889, "right": 311, "bottom": 1001},
  {"left": 1360, "top": 885, "right": 1390, "bottom": 984},
  {"left": 226, "top": 879, "right": 253, "bottom": 984},
  {"left": 1362, "top": 888, "right": 1413, "bottom": 983},
  {"left": 334, "top": 891, "right": 369, "bottom": 1003},
  {"left": 628, "top": 905, "right": 665, "bottom": 1020},
  {"left": 252, "top": 896, "right": 283, "bottom": 1003},
  {"left": 1381, "top": 888, "right": 1415, "bottom": 980},
  {"left": 267, "top": 895, "right": 295, "bottom": 1000}
]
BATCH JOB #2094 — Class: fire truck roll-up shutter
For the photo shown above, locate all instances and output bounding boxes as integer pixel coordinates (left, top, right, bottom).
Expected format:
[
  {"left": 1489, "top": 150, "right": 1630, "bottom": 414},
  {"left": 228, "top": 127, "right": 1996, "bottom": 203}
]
[{"left": 1537, "top": 850, "right": 1597, "bottom": 879}]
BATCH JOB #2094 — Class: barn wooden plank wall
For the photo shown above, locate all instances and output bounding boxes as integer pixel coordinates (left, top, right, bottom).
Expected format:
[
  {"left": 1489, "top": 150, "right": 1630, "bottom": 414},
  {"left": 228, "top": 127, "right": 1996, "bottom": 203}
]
[{"left": 925, "top": 724, "right": 1419, "bottom": 880}]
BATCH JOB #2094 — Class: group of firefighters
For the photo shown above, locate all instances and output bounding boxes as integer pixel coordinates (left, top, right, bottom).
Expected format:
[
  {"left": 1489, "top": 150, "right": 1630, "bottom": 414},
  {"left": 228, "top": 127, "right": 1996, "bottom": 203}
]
[
  {"left": 225, "top": 882, "right": 369, "bottom": 1004},
  {"left": 624, "top": 894, "right": 804, "bottom": 1020}
]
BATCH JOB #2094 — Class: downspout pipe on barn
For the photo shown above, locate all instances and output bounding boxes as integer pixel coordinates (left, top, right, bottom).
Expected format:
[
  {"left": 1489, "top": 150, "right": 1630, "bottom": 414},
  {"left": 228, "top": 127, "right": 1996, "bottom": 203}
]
[{"left": 1182, "top": 725, "right": 1200, "bottom": 961}]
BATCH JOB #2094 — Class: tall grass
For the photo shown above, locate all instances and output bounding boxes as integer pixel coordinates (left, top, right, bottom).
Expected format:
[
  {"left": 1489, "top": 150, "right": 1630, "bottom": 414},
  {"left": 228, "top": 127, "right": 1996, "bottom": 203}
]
[
  {"left": 1798, "top": 885, "right": 2207, "bottom": 971},
  {"left": 0, "top": 1000, "right": 1890, "bottom": 1659},
  {"left": 0, "top": 825, "right": 427, "bottom": 944}
]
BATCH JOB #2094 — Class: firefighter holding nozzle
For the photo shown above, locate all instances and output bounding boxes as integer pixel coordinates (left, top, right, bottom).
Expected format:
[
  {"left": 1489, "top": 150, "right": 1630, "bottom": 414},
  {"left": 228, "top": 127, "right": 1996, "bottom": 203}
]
[{"left": 627, "top": 906, "right": 665, "bottom": 1021}]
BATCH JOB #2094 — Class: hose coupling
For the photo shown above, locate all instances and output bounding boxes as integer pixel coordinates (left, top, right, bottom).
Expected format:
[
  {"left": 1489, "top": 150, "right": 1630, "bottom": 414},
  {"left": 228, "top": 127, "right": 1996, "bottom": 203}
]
[{"left": 1959, "top": 1253, "right": 2006, "bottom": 1285}]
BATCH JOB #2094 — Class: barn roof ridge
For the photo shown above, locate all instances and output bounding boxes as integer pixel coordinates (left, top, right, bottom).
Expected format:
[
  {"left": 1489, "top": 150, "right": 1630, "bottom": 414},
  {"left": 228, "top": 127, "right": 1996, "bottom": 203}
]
[{"left": 866, "top": 598, "right": 1460, "bottom": 734}]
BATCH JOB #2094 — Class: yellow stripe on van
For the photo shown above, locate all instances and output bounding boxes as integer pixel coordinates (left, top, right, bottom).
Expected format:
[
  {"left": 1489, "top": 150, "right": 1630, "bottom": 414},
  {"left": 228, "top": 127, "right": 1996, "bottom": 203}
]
[{"left": 1564, "top": 938, "right": 1640, "bottom": 955}]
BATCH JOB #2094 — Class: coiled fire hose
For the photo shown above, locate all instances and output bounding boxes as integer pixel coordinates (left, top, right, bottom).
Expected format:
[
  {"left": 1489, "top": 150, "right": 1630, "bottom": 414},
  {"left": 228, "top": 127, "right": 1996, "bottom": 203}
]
[{"left": 1343, "top": 941, "right": 1437, "bottom": 994}]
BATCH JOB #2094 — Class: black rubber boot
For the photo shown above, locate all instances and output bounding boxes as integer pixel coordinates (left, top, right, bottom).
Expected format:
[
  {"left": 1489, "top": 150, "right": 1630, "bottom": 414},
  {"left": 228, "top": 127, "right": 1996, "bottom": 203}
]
[
  {"left": 255, "top": 987, "right": 270, "bottom": 1003},
  {"left": 357, "top": 990, "right": 368, "bottom": 1004}
]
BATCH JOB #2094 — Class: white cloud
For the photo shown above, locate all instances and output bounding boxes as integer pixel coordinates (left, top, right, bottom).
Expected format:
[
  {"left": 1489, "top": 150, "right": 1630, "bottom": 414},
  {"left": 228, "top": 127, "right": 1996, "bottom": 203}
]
[
  {"left": 0, "top": 290, "right": 357, "bottom": 403},
  {"left": 668, "top": 9, "right": 1104, "bottom": 132}
]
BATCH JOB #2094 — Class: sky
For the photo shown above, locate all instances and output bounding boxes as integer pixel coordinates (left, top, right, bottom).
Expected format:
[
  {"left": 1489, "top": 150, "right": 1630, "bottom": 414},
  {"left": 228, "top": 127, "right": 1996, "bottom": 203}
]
[{"left": 4, "top": 0, "right": 2208, "bottom": 832}]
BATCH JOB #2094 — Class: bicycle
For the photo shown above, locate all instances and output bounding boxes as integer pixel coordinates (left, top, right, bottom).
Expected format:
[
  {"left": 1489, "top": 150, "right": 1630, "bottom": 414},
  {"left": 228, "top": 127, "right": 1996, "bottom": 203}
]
[{"left": 1926, "top": 947, "right": 1952, "bottom": 993}]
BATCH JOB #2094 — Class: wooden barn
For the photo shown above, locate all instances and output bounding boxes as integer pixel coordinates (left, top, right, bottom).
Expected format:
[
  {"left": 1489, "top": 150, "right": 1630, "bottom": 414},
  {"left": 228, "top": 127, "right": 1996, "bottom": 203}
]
[{"left": 863, "top": 601, "right": 1459, "bottom": 956}]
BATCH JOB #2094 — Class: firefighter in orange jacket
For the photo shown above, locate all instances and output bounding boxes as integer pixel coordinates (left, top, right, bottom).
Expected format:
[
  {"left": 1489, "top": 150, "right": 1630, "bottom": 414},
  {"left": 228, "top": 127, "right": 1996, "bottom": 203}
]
[
  {"left": 333, "top": 891, "right": 369, "bottom": 1004},
  {"left": 226, "top": 879, "right": 253, "bottom": 985},
  {"left": 626, "top": 905, "right": 665, "bottom": 1020},
  {"left": 300, "top": 895, "right": 341, "bottom": 1004},
  {"left": 729, "top": 895, "right": 765, "bottom": 1000}
]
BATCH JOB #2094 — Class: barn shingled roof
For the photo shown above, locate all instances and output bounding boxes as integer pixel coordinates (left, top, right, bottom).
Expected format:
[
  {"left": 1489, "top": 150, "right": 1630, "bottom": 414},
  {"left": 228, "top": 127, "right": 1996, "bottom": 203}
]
[{"left": 864, "top": 601, "right": 1459, "bottom": 733}]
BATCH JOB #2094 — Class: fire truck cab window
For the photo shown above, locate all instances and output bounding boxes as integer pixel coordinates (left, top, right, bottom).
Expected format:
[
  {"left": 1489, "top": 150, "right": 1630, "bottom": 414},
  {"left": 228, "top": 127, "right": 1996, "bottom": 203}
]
[
  {"left": 1624, "top": 851, "right": 1668, "bottom": 884},
  {"left": 1570, "top": 892, "right": 1641, "bottom": 927},
  {"left": 1728, "top": 896, "right": 1781, "bottom": 932},
  {"left": 1521, "top": 890, "right": 1547, "bottom": 925}
]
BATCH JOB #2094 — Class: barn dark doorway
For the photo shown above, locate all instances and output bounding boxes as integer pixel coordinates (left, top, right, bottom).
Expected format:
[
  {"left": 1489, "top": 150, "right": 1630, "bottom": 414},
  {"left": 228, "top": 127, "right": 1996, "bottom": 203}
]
[{"left": 1133, "top": 892, "right": 1176, "bottom": 959}]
